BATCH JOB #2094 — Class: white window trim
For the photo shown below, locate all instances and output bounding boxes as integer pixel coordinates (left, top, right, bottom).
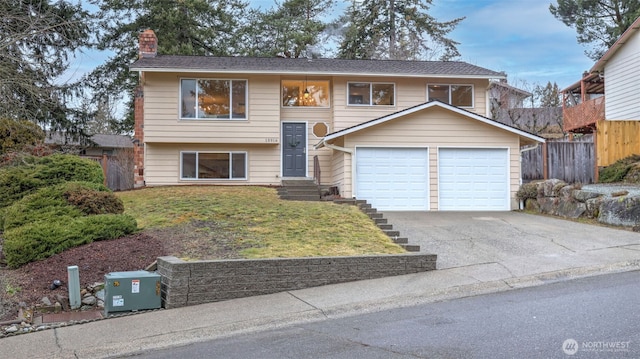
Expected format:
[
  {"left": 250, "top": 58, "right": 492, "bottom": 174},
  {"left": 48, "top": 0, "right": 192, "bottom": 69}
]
[
  {"left": 179, "top": 78, "right": 248, "bottom": 120},
  {"left": 180, "top": 151, "right": 248, "bottom": 180},
  {"left": 347, "top": 81, "right": 396, "bottom": 107},
  {"left": 427, "top": 83, "right": 474, "bottom": 108}
]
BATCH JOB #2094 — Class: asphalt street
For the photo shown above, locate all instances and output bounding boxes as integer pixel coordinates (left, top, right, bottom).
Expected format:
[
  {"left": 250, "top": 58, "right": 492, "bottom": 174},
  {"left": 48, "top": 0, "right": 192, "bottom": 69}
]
[{"left": 129, "top": 270, "right": 640, "bottom": 359}]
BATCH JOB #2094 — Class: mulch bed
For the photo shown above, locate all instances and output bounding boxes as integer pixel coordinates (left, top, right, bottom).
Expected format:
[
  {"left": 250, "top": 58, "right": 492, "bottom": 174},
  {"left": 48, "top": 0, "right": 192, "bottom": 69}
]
[{"left": 1, "top": 233, "right": 168, "bottom": 321}]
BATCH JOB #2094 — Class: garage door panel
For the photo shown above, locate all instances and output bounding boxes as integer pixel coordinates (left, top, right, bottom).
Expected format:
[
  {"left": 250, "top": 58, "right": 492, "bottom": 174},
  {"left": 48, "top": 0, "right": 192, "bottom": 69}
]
[
  {"left": 438, "top": 148, "right": 509, "bottom": 211},
  {"left": 356, "top": 148, "right": 429, "bottom": 211}
]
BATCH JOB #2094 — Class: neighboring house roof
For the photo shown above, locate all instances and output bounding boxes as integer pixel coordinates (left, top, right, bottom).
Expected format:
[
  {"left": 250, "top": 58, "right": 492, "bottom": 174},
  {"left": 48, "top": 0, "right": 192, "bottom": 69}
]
[
  {"left": 316, "top": 100, "right": 545, "bottom": 149},
  {"left": 130, "top": 56, "right": 506, "bottom": 79},
  {"left": 488, "top": 81, "right": 532, "bottom": 97},
  {"left": 45, "top": 133, "right": 133, "bottom": 148}
]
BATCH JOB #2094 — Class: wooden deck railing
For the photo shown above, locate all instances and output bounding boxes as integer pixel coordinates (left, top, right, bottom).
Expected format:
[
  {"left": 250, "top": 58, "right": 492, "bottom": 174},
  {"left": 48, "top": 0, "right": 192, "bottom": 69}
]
[{"left": 563, "top": 96, "right": 605, "bottom": 132}]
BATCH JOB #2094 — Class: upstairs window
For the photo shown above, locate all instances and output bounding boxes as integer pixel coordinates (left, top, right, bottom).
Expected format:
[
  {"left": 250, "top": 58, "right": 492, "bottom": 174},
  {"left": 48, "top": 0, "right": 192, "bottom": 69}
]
[
  {"left": 282, "top": 80, "right": 330, "bottom": 107},
  {"left": 427, "top": 84, "right": 473, "bottom": 107},
  {"left": 348, "top": 82, "right": 395, "bottom": 106},
  {"left": 181, "top": 79, "right": 247, "bottom": 119}
]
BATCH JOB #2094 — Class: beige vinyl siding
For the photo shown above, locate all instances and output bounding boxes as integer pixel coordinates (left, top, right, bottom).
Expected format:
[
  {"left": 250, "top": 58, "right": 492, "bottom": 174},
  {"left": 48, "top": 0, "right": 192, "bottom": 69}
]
[
  {"left": 326, "top": 137, "right": 348, "bottom": 192},
  {"left": 144, "top": 143, "right": 281, "bottom": 186},
  {"left": 604, "top": 29, "right": 640, "bottom": 121},
  {"left": 335, "top": 107, "right": 520, "bottom": 209},
  {"left": 143, "top": 73, "right": 280, "bottom": 144},
  {"left": 331, "top": 77, "right": 489, "bottom": 131}
]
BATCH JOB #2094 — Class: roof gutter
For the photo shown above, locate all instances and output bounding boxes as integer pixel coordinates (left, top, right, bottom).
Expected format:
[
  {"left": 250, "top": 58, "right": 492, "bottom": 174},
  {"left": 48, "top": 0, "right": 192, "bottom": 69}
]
[{"left": 315, "top": 139, "right": 352, "bottom": 154}]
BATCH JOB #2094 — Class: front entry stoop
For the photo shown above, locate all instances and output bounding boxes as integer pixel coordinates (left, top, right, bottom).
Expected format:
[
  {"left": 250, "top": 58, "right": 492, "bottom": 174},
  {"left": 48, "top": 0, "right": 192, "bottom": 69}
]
[
  {"left": 333, "top": 199, "right": 421, "bottom": 252},
  {"left": 278, "top": 179, "right": 321, "bottom": 201}
]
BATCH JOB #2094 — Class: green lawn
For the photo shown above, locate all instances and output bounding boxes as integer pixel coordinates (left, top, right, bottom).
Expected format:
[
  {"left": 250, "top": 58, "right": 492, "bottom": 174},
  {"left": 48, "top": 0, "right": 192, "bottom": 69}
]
[{"left": 117, "top": 186, "right": 405, "bottom": 259}]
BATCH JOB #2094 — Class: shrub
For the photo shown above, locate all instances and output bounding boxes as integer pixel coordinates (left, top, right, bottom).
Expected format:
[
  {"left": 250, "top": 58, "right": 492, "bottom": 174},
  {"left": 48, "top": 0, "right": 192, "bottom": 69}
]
[
  {"left": 3, "top": 214, "right": 137, "bottom": 268},
  {"left": 0, "top": 118, "right": 45, "bottom": 154},
  {"left": 1, "top": 182, "right": 116, "bottom": 231},
  {"left": 516, "top": 182, "right": 539, "bottom": 201},
  {"left": 599, "top": 154, "right": 640, "bottom": 183},
  {"left": 0, "top": 154, "right": 104, "bottom": 209},
  {"left": 64, "top": 183, "right": 124, "bottom": 215}
]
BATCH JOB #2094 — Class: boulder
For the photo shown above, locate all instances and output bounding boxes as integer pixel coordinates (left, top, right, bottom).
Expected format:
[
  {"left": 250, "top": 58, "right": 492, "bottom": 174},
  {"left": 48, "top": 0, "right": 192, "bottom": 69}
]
[
  {"left": 585, "top": 197, "right": 604, "bottom": 218},
  {"left": 537, "top": 197, "right": 560, "bottom": 215},
  {"left": 598, "top": 196, "right": 640, "bottom": 227},
  {"left": 556, "top": 200, "right": 586, "bottom": 219},
  {"left": 525, "top": 198, "right": 541, "bottom": 212},
  {"left": 573, "top": 190, "right": 602, "bottom": 203},
  {"left": 558, "top": 185, "right": 576, "bottom": 199},
  {"left": 543, "top": 179, "right": 566, "bottom": 197}
]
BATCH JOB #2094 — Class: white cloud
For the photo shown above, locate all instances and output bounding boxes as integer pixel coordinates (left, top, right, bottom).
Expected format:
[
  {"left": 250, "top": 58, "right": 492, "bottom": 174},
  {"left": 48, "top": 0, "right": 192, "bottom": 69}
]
[{"left": 432, "top": 0, "right": 594, "bottom": 87}]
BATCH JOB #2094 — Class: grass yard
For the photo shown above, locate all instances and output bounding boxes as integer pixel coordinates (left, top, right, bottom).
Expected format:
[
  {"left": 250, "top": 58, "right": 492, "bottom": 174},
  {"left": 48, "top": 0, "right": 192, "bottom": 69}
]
[{"left": 117, "top": 186, "right": 405, "bottom": 260}]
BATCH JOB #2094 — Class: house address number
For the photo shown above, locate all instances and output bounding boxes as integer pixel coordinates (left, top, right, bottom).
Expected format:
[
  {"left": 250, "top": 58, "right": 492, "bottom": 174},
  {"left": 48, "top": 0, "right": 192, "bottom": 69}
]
[{"left": 265, "top": 138, "right": 279, "bottom": 143}]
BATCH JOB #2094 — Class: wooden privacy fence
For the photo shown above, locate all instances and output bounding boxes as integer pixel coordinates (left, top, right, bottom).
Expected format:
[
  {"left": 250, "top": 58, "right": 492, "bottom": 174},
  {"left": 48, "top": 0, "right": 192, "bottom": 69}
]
[
  {"left": 82, "top": 153, "right": 134, "bottom": 191},
  {"left": 522, "top": 141, "right": 595, "bottom": 184},
  {"left": 596, "top": 120, "right": 640, "bottom": 167}
]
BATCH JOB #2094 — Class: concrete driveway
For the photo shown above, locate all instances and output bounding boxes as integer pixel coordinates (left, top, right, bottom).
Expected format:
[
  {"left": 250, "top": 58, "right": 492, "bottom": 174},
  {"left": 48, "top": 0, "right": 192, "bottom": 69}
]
[{"left": 384, "top": 211, "right": 640, "bottom": 278}]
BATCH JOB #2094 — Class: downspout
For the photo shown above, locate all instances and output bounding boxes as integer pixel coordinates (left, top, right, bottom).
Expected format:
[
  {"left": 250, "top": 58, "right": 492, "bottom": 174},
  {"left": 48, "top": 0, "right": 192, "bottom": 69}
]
[{"left": 518, "top": 142, "right": 541, "bottom": 209}]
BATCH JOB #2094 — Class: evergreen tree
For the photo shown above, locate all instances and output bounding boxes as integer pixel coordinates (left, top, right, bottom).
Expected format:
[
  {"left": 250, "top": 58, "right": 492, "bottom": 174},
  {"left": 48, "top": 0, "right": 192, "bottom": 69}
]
[
  {"left": 244, "top": 0, "right": 335, "bottom": 58},
  {"left": 85, "top": 0, "right": 249, "bottom": 133},
  {"left": 550, "top": 0, "right": 640, "bottom": 61},
  {"left": 538, "top": 82, "right": 561, "bottom": 108},
  {"left": 337, "top": 0, "right": 464, "bottom": 60},
  {"left": 0, "top": 0, "right": 90, "bottom": 138}
]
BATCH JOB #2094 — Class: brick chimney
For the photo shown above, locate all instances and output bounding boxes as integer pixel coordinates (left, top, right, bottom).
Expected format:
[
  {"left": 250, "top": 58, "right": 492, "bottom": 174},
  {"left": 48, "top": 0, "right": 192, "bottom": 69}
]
[
  {"left": 133, "top": 29, "right": 157, "bottom": 188},
  {"left": 138, "top": 29, "right": 157, "bottom": 58}
]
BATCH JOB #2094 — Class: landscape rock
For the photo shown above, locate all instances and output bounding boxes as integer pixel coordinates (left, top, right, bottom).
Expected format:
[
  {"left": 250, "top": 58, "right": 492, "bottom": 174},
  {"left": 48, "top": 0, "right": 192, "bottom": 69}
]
[
  {"left": 5, "top": 325, "right": 18, "bottom": 333},
  {"left": 558, "top": 185, "right": 575, "bottom": 199},
  {"left": 556, "top": 200, "right": 586, "bottom": 219},
  {"left": 41, "top": 297, "right": 52, "bottom": 306},
  {"left": 537, "top": 197, "right": 559, "bottom": 215},
  {"left": 598, "top": 196, "right": 640, "bottom": 226},
  {"left": 573, "top": 190, "right": 601, "bottom": 202},
  {"left": 543, "top": 179, "right": 566, "bottom": 197},
  {"left": 585, "top": 197, "right": 604, "bottom": 218},
  {"left": 82, "top": 296, "right": 97, "bottom": 306}
]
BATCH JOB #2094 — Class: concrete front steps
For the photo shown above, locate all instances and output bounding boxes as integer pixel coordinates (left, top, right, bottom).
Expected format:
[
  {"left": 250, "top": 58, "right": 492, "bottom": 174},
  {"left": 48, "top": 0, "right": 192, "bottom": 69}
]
[
  {"left": 278, "top": 179, "right": 321, "bottom": 201},
  {"left": 334, "top": 199, "right": 421, "bottom": 252}
]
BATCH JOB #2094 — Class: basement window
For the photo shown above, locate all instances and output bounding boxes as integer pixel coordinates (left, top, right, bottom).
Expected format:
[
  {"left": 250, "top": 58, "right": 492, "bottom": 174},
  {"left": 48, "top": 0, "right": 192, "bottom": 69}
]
[{"left": 180, "top": 151, "right": 247, "bottom": 180}]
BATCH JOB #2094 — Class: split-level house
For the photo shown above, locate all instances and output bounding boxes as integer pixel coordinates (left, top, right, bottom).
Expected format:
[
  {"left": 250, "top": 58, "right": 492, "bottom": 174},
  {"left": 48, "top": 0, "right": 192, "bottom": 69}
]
[
  {"left": 130, "top": 30, "right": 544, "bottom": 211},
  {"left": 561, "top": 16, "right": 640, "bottom": 168}
]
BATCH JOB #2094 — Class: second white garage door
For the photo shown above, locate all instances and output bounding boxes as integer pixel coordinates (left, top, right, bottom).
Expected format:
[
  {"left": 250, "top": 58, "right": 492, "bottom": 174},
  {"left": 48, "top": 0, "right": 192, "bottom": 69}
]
[
  {"left": 355, "top": 148, "right": 429, "bottom": 211},
  {"left": 438, "top": 148, "right": 509, "bottom": 211}
]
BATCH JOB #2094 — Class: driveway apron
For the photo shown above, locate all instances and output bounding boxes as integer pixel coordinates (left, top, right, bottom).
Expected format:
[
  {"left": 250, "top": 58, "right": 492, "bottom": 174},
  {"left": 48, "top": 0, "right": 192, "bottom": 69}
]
[{"left": 383, "top": 211, "right": 640, "bottom": 277}]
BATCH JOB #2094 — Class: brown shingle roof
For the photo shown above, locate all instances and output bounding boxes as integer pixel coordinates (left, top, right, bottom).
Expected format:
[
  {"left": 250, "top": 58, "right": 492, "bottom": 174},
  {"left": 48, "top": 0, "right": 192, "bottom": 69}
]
[{"left": 130, "top": 56, "right": 505, "bottom": 78}]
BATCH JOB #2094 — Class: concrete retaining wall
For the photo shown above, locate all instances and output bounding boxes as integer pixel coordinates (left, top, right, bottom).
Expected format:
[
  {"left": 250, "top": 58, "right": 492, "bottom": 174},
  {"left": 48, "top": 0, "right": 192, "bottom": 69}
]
[{"left": 157, "top": 254, "right": 437, "bottom": 308}]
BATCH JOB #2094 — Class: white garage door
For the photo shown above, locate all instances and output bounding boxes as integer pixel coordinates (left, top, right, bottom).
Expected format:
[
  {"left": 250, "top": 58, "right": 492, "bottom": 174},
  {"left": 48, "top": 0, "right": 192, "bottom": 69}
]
[
  {"left": 355, "top": 148, "right": 429, "bottom": 211},
  {"left": 438, "top": 148, "right": 509, "bottom": 211}
]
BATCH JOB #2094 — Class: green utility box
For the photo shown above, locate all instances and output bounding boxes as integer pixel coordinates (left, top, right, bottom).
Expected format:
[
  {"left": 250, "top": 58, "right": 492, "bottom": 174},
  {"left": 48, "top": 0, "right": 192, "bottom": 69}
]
[{"left": 104, "top": 270, "right": 161, "bottom": 316}]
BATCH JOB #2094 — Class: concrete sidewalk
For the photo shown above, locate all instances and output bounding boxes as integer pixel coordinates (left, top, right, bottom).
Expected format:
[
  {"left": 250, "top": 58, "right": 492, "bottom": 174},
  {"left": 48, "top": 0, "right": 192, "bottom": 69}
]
[{"left": 2, "top": 212, "right": 640, "bottom": 358}]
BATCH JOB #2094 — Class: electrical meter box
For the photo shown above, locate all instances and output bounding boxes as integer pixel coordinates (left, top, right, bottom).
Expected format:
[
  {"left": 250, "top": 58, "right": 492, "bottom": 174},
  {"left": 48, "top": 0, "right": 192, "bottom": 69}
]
[{"left": 104, "top": 270, "right": 161, "bottom": 316}]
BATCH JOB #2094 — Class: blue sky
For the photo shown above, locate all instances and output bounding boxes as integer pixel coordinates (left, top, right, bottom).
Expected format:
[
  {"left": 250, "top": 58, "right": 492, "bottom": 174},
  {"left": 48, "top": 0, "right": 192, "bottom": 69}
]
[
  {"left": 247, "top": 0, "right": 594, "bottom": 89},
  {"left": 68, "top": 0, "right": 593, "bottom": 91}
]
